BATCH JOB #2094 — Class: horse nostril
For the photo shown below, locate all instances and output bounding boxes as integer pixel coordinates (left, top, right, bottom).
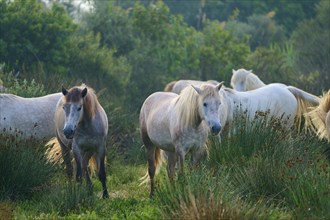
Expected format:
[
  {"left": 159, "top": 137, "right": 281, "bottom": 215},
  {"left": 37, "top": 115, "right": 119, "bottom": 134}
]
[
  {"left": 63, "top": 128, "right": 74, "bottom": 137},
  {"left": 211, "top": 124, "right": 221, "bottom": 135}
]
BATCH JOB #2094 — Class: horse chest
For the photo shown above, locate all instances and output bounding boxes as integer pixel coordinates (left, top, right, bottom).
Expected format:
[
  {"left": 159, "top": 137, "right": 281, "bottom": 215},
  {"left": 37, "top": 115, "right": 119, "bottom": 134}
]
[
  {"left": 175, "top": 127, "right": 207, "bottom": 152},
  {"left": 74, "top": 135, "right": 102, "bottom": 152}
]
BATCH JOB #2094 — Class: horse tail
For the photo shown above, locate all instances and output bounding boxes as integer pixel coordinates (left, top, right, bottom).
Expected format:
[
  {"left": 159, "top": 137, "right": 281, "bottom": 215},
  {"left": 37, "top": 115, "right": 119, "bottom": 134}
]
[
  {"left": 164, "top": 81, "right": 177, "bottom": 92},
  {"left": 45, "top": 137, "right": 98, "bottom": 175},
  {"left": 45, "top": 137, "right": 63, "bottom": 164},
  {"left": 139, "top": 147, "right": 164, "bottom": 185},
  {"left": 287, "top": 86, "right": 321, "bottom": 130}
]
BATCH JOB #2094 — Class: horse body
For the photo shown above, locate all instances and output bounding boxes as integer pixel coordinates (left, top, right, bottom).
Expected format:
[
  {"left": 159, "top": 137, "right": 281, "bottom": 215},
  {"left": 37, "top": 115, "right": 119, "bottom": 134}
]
[
  {"left": 0, "top": 93, "right": 62, "bottom": 140},
  {"left": 164, "top": 79, "right": 218, "bottom": 94},
  {"left": 140, "top": 83, "right": 223, "bottom": 197},
  {"left": 223, "top": 84, "right": 298, "bottom": 126},
  {"left": 52, "top": 85, "right": 109, "bottom": 198}
]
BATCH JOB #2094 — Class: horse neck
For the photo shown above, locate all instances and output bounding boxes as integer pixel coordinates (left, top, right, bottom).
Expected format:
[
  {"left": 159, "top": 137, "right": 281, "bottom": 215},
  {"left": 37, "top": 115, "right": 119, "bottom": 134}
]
[{"left": 222, "top": 89, "right": 238, "bottom": 122}]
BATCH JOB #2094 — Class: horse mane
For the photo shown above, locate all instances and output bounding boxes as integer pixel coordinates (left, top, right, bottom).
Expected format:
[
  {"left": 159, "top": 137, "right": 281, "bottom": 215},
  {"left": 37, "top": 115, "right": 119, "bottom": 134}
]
[
  {"left": 65, "top": 84, "right": 100, "bottom": 119},
  {"left": 307, "top": 90, "right": 330, "bottom": 141},
  {"left": 245, "top": 73, "right": 266, "bottom": 90},
  {"left": 174, "top": 84, "right": 218, "bottom": 129}
]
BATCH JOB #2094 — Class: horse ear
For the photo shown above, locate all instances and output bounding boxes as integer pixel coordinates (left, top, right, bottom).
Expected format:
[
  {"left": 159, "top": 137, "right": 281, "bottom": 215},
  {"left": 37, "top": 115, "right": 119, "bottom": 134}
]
[
  {"left": 191, "top": 85, "right": 202, "bottom": 95},
  {"left": 232, "top": 69, "right": 236, "bottom": 74},
  {"left": 81, "top": 87, "right": 88, "bottom": 98},
  {"left": 216, "top": 82, "right": 224, "bottom": 91},
  {"left": 248, "top": 69, "right": 252, "bottom": 73},
  {"left": 62, "top": 86, "right": 68, "bottom": 96}
]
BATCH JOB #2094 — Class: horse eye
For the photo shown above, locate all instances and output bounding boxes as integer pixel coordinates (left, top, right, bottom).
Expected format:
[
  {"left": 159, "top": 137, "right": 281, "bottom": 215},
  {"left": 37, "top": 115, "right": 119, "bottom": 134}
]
[
  {"left": 203, "top": 103, "right": 208, "bottom": 107},
  {"left": 77, "top": 107, "right": 82, "bottom": 111}
]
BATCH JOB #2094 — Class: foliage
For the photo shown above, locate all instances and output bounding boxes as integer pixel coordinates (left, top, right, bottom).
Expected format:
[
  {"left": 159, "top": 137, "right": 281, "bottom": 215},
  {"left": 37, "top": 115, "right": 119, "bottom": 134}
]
[
  {"left": 0, "top": 134, "right": 56, "bottom": 200},
  {"left": 225, "top": 14, "right": 286, "bottom": 50},
  {"left": 246, "top": 45, "right": 297, "bottom": 85},
  {"left": 290, "top": 0, "right": 330, "bottom": 93},
  {"left": 208, "top": 115, "right": 330, "bottom": 219},
  {"left": 2, "top": 76, "right": 47, "bottom": 97},
  {"left": 0, "top": 0, "right": 77, "bottom": 74},
  {"left": 163, "top": 0, "right": 319, "bottom": 35}
]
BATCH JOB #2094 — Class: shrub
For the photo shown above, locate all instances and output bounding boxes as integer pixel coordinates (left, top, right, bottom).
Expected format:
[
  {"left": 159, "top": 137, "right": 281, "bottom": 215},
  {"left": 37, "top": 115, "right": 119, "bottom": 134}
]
[{"left": 0, "top": 134, "right": 55, "bottom": 200}]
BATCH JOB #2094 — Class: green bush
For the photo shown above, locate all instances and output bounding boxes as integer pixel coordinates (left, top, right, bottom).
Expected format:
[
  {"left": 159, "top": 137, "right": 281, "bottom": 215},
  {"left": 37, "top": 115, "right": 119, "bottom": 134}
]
[
  {"left": 0, "top": 134, "right": 55, "bottom": 200},
  {"left": 208, "top": 114, "right": 330, "bottom": 219}
]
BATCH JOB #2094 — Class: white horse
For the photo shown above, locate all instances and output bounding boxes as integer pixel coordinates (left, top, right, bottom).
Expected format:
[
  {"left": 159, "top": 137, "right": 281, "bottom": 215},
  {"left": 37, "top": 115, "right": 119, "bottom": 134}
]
[
  {"left": 140, "top": 83, "right": 223, "bottom": 197},
  {"left": 230, "top": 69, "right": 266, "bottom": 91},
  {"left": 220, "top": 84, "right": 320, "bottom": 131},
  {"left": 164, "top": 79, "right": 219, "bottom": 94},
  {"left": 0, "top": 92, "right": 62, "bottom": 140},
  {"left": 46, "top": 84, "right": 109, "bottom": 198},
  {"left": 230, "top": 68, "right": 320, "bottom": 127}
]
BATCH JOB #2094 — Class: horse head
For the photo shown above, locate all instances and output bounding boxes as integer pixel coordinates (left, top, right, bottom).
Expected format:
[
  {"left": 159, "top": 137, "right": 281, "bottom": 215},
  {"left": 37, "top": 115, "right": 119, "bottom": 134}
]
[
  {"left": 61, "top": 86, "right": 87, "bottom": 139},
  {"left": 192, "top": 82, "right": 223, "bottom": 135}
]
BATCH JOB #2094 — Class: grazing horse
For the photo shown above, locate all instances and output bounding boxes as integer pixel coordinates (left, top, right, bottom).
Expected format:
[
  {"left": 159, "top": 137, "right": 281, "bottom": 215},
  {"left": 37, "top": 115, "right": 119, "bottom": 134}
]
[
  {"left": 164, "top": 79, "right": 219, "bottom": 94},
  {"left": 230, "top": 69, "right": 266, "bottom": 91},
  {"left": 48, "top": 84, "right": 109, "bottom": 198},
  {"left": 0, "top": 92, "right": 62, "bottom": 140},
  {"left": 306, "top": 90, "right": 330, "bottom": 142},
  {"left": 219, "top": 84, "right": 320, "bottom": 132},
  {"left": 230, "top": 68, "right": 320, "bottom": 128},
  {"left": 140, "top": 83, "right": 223, "bottom": 197}
]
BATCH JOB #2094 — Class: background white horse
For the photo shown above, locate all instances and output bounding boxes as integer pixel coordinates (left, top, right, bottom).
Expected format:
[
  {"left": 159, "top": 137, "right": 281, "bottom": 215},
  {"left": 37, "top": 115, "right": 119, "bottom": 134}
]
[
  {"left": 0, "top": 92, "right": 62, "bottom": 140},
  {"left": 164, "top": 79, "right": 219, "bottom": 94},
  {"left": 230, "top": 69, "right": 266, "bottom": 91},
  {"left": 230, "top": 68, "right": 320, "bottom": 128},
  {"left": 220, "top": 83, "right": 320, "bottom": 133},
  {"left": 140, "top": 83, "right": 223, "bottom": 197}
]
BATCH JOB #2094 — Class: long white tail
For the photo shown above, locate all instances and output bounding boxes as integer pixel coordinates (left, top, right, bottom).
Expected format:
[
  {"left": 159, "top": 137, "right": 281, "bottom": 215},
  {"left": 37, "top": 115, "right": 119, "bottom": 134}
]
[
  {"left": 287, "top": 86, "right": 320, "bottom": 105},
  {"left": 287, "top": 86, "right": 320, "bottom": 130}
]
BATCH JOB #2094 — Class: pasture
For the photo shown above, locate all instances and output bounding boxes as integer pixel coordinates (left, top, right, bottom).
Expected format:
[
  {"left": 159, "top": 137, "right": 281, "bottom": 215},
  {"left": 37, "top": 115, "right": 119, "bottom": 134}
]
[{"left": 0, "top": 98, "right": 329, "bottom": 219}]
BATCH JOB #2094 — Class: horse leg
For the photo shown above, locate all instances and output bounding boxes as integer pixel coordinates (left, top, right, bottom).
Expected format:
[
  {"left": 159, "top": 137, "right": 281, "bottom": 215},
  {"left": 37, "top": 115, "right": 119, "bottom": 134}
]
[
  {"left": 96, "top": 144, "right": 109, "bottom": 199},
  {"left": 82, "top": 151, "right": 93, "bottom": 193},
  {"left": 141, "top": 129, "right": 156, "bottom": 198},
  {"left": 72, "top": 142, "right": 83, "bottom": 183},
  {"left": 57, "top": 135, "right": 73, "bottom": 179},
  {"left": 146, "top": 147, "right": 156, "bottom": 198},
  {"left": 166, "top": 151, "right": 177, "bottom": 183},
  {"left": 175, "top": 147, "right": 185, "bottom": 180},
  {"left": 192, "top": 144, "right": 208, "bottom": 166}
]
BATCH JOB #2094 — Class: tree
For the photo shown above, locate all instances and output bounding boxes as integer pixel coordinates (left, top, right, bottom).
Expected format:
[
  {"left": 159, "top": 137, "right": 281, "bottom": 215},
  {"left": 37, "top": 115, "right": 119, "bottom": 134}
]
[
  {"left": 291, "top": 0, "right": 330, "bottom": 93},
  {"left": 0, "top": 0, "right": 77, "bottom": 75}
]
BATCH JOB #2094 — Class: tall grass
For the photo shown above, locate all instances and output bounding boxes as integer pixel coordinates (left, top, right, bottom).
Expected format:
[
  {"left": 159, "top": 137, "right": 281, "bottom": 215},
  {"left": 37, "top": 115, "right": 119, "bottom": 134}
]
[
  {"left": 155, "top": 114, "right": 330, "bottom": 219},
  {"left": 0, "top": 134, "right": 56, "bottom": 200}
]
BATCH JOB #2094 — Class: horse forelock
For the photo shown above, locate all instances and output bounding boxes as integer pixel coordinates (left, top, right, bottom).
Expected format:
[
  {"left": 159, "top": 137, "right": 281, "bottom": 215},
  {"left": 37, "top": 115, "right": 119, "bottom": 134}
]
[
  {"left": 175, "top": 85, "right": 219, "bottom": 129},
  {"left": 63, "top": 85, "right": 99, "bottom": 118}
]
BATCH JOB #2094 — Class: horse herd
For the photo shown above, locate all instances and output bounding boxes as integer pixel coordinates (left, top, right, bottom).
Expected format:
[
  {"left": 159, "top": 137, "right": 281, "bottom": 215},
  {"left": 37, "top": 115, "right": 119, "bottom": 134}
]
[{"left": 0, "top": 69, "right": 329, "bottom": 198}]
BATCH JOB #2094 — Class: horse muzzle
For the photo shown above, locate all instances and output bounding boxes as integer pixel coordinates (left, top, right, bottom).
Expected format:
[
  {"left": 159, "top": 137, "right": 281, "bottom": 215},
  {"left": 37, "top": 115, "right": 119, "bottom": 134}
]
[
  {"left": 63, "top": 127, "right": 74, "bottom": 139},
  {"left": 211, "top": 124, "right": 221, "bottom": 135}
]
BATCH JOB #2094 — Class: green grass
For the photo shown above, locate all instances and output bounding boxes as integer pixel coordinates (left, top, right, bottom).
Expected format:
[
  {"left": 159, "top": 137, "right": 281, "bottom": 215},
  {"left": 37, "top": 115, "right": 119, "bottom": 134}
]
[{"left": 1, "top": 114, "right": 329, "bottom": 219}]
